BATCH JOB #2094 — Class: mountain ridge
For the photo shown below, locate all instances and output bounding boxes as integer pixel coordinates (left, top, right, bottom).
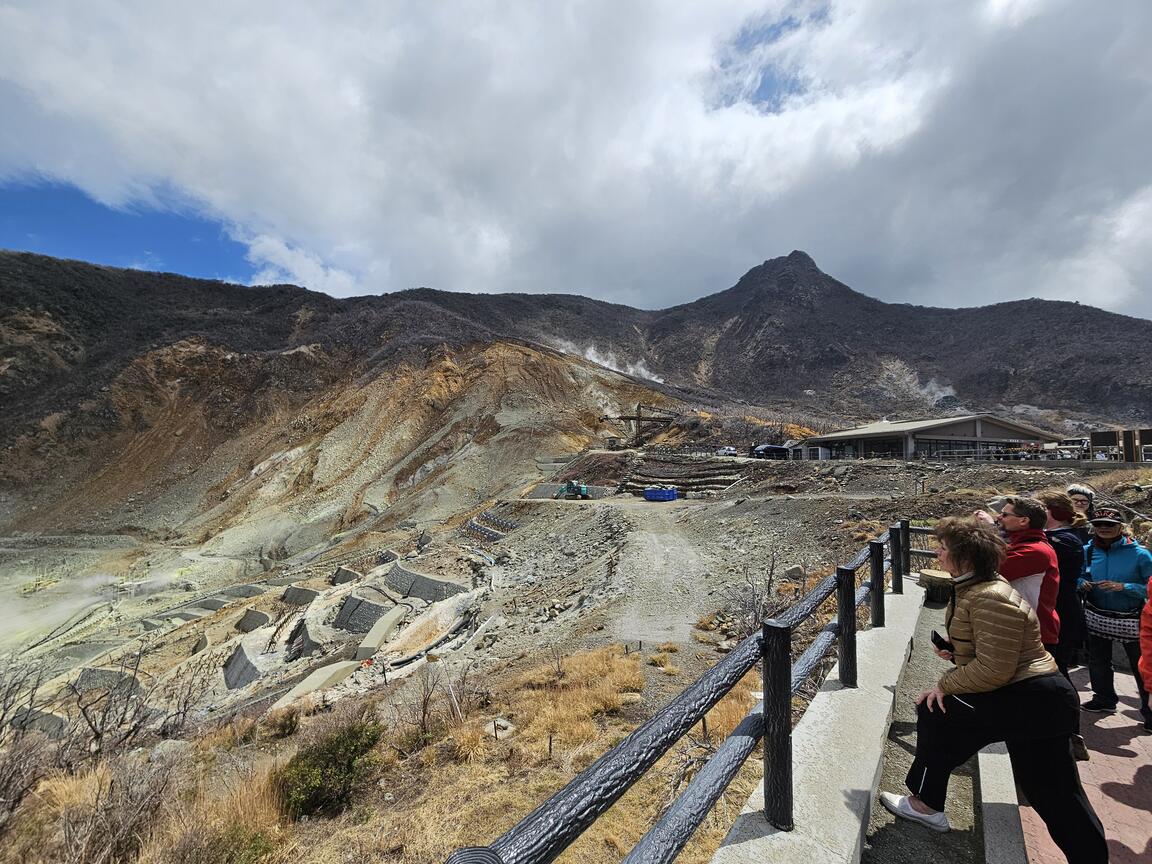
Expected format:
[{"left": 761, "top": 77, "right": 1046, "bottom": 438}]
[{"left": 3, "top": 247, "right": 1151, "bottom": 434}]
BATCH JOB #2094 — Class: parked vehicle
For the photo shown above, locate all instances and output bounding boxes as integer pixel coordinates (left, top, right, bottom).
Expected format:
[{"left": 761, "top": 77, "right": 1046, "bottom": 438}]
[
  {"left": 750, "top": 444, "right": 790, "bottom": 460},
  {"left": 714, "top": 446, "right": 738, "bottom": 456},
  {"left": 553, "top": 480, "right": 590, "bottom": 499}
]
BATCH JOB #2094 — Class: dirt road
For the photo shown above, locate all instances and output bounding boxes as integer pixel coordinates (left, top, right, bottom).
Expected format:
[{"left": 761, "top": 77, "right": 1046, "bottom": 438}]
[{"left": 609, "top": 502, "right": 714, "bottom": 645}]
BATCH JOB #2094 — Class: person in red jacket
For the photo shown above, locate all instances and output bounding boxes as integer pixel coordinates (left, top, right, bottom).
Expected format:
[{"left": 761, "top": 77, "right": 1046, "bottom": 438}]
[
  {"left": 1141, "top": 575, "right": 1152, "bottom": 696},
  {"left": 974, "top": 496, "right": 1060, "bottom": 645}
]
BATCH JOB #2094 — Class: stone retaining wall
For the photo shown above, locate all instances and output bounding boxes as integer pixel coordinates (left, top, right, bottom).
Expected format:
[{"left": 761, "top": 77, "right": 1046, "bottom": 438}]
[
  {"left": 333, "top": 595, "right": 391, "bottom": 634},
  {"left": 330, "top": 566, "right": 362, "bottom": 585},
  {"left": 386, "top": 563, "right": 467, "bottom": 603}
]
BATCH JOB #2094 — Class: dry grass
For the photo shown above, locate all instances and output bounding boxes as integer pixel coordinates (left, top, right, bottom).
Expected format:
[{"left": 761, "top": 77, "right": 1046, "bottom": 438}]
[
  {"left": 656, "top": 642, "right": 680, "bottom": 653},
  {"left": 287, "top": 645, "right": 763, "bottom": 864},
  {"left": 647, "top": 652, "right": 670, "bottom": 668},
  {"left": 138, "top": 765, "right": 292, "bottom": 864}
]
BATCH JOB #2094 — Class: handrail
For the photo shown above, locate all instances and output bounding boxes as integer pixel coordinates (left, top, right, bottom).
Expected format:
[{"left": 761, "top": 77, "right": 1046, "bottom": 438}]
[{"left": 445, "top": 521, "right": 912, "bottom": 864}]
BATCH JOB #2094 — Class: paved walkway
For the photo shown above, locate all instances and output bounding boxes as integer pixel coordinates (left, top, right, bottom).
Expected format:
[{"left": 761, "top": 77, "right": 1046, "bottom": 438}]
[
  {"left": 1020, "top": 660, "right": 1152, "bottom": 864},
  {"left": 862, "top": 598, "right": 983, "bottom": 864}
]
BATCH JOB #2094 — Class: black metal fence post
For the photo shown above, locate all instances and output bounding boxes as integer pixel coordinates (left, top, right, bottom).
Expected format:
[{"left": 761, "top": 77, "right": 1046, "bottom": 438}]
[
  {"left": 762, "top": 618, "right": 793, "bottom": 831},
  {"left": 868, "top": 539, "right": 885, "bottom": 628},
  {"left": 836, "top": 567, "right": 858, "bottom": 688},
  {"left": 899, "top": 518, "right": 911, "bottom": 576},
  {"left": 890, "top": 523, "right": 905, "bottom": 595}
]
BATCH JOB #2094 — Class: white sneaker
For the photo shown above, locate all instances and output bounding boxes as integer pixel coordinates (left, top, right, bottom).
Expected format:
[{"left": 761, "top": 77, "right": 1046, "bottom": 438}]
[{"left": 879, "top": 791, "right": 951, "bottom": 832}]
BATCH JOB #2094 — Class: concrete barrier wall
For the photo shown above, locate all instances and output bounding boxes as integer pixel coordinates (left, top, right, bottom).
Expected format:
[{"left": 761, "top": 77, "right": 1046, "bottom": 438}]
[
  {"left": 196, "top": 597, "right": 229, "bottom": 611},
  {"left": 269, "top": 660, "right": 360, "bottom": 711},
  {"left": 237, "top": 608, "right": 271, "bottom": 633},
  {"left": 356, "top": 605, "right": 408, "bottom": 660},
  {"left": 192, "top": 632, "right": 210, "bottom": 654},
  {"left": 281, "top": 585, "right": 320, "bottom": 606},
  {"left": 385, "top": 563, "right": 467, "bottom": 603},
  {"left": 223, "top": 644, "right": 261, "bottom": 690}
]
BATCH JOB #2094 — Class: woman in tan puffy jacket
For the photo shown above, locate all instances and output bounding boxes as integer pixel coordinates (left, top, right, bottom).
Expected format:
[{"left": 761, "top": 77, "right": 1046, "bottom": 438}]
[{"left": 879, "top": 517, "right": 1106, "bottom": 862}]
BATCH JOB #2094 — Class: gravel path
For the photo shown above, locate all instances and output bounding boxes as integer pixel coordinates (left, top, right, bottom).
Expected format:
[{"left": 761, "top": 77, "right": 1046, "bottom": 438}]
[{"left": 609, "top": 504, "right": 713, "bottom": 645}]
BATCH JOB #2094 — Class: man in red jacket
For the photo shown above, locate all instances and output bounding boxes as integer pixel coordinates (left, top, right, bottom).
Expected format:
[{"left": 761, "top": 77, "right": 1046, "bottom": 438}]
[{"left": 975, "top": 496, "right": 1061, "bottom": 645}]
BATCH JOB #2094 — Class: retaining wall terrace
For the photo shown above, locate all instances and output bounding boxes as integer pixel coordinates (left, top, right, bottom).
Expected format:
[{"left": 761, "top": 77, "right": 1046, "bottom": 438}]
[
  {"left": 223, "top": 644, "right": 261, "bottom": 690},
  {"left": 223, "top": 584, "right": 266, "bottom": 598},
  {"left": 73, "top": 667, "right": 141, "bottom": 695},
  {"left": 281, "top": 585, "right": 320, "bottom": 606},
  {"left": 333, "top": 595, "right": 391, "bottom": 634},
  {"left": 355, "top": 605, "right": 408, "bottom": 660},
  {"left": 237, "top": 608, "right": 271, "bottom": 633},
  {"left": 286, "top": 618, "right": 323, "bottom": 661},
  {"left": 385, "top": 563, "right": 467, "bottom": 603},
  {"left": 330, "top": 566, "right": 363, "bottom": 585}
]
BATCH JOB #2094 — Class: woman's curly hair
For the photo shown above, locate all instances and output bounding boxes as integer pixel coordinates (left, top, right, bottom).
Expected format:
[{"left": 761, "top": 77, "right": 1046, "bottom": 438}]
[{"left": 934, "top": 516, "right": 1007, "bottom": 580}]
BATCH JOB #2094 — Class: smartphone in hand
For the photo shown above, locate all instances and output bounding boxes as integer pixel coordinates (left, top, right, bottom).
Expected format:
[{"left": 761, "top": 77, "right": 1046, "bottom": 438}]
[{"left": 931, "top": 630, "right": 954, "bottom": 653}]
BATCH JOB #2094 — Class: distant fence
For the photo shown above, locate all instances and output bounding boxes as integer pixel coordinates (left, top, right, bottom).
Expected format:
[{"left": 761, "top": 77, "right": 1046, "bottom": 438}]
[{"left": 445, "top": 524, "right": 916, "bottom": 864}]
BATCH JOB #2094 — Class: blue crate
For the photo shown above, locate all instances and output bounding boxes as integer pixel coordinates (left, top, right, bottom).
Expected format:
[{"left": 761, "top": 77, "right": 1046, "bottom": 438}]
[{"left": 643, "top": 488, "right": 678, "bottom": 502}]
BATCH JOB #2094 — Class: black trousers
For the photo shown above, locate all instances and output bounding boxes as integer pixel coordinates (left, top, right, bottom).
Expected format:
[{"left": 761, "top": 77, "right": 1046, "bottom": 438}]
[
  {"left": 1044, "top": 642, "right": 1081, "bottom": 734},
  {"left": 905, "top": 673, "right": 1107, "bottom": 864},
  {"left": 1086, "top": 633, "right": 1151, "bottom": 719}
]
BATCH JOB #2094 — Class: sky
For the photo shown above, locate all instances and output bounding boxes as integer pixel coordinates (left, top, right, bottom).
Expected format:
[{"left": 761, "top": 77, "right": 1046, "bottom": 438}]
[{"left": 1, "top": 0, "right": 1150, "bottom": 317}]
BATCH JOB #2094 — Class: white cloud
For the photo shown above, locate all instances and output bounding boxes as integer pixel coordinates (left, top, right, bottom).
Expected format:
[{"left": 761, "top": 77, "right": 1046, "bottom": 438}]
[{"left": 0, "top": 0, "right": 1149, "bottom": 318}]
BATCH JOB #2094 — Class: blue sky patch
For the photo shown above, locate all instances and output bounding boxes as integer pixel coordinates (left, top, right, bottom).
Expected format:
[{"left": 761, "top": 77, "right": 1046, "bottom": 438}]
[{"left": 0, "top": 181, "right": 254, "bottom": 282}]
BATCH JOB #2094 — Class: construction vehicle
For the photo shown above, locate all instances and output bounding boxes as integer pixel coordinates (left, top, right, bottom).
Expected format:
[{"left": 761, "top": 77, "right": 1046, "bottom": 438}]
[{"left": 554, "top": 480, "right": 591, "bottom": 500}]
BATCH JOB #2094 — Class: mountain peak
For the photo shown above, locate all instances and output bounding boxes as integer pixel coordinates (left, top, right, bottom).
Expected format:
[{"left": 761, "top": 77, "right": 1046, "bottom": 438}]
[{"left": 782, "top": 249, "right": 816, "bottom": 267}]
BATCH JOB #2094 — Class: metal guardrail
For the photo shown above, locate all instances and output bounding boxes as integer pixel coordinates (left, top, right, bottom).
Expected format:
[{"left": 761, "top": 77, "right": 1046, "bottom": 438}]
[{"left": 445, "top": 524, "right": 913, "bottom": 864}]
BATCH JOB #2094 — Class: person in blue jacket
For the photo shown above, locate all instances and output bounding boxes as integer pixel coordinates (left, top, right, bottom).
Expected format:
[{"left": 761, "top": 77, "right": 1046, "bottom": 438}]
[{"left": 1078, "top": 507, "right": 1152, "bottom": 730}]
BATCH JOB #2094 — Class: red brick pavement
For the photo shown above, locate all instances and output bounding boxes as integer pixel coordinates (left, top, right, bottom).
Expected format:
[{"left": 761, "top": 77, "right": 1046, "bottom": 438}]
[{"left": 1020, "top": 666, "right": 1151, "bottom": 864}]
